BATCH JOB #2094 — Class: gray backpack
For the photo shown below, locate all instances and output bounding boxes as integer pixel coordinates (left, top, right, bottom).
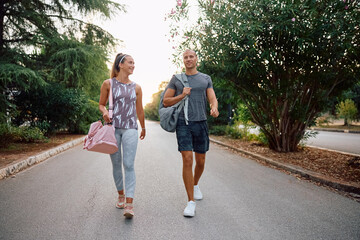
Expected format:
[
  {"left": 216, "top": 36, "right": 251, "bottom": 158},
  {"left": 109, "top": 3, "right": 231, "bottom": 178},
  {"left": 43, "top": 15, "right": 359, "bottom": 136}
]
[{"left": 159, "top": 73, "right": 189, "bottom": 132}]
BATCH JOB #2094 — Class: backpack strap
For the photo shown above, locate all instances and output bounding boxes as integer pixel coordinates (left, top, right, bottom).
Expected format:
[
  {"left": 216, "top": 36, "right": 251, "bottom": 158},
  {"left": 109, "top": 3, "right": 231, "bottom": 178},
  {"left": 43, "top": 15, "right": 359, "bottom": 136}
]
[{"left": 175, "top": 73, "right": 189, "bottom": 125}]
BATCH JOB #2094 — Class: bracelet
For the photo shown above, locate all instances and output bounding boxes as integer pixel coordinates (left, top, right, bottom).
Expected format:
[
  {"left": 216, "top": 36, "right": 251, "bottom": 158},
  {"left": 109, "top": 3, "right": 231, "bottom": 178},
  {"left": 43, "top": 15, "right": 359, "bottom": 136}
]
[{"left": 142, "top": 128, "right": 146, "bottom": 130}]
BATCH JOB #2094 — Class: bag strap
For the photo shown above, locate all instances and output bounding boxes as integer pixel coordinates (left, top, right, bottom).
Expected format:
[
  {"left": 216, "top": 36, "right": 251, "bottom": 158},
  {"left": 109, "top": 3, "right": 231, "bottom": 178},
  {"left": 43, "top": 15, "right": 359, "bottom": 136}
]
[
  {"left": 175, "top": 73, "right": 190, "bottom": 87},
  {"left": 175, "top": 73, "right": 189, "bottom": 124},
  {"left": 108, "top": 79, "right": 114, "bottom": 119}
]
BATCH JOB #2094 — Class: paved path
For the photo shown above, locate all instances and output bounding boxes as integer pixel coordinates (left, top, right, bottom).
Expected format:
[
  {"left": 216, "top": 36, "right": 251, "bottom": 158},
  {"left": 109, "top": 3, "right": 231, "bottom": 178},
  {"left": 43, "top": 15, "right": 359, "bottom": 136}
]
[
  {"left": 0, "top": 121, "right": 359, "bottom": 240},
  {"left": 305, "top": 130, "right": 360, "bottom": 155}
]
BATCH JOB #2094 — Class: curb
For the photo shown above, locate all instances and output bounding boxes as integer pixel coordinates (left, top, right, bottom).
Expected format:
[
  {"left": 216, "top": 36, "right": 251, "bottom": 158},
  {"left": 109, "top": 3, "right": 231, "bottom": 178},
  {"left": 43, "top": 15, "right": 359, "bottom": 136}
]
[
  {"left": 0, "top": 136, "right": 84, "bottom": 180},
  {"left": 210, "top": 138, "right": 360, "bottom": 196},
  {"left": 309, "top": 127, "right": 360, "bottom": 134}
]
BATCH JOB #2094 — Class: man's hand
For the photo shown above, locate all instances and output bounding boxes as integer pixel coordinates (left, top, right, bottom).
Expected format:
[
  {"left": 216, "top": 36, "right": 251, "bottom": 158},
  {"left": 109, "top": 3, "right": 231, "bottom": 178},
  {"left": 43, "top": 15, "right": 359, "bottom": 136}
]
[
  {"left": 210, "top": 107, "right": 219, "bottom": 118},
  {"left": 182, "top": 87, "right": 192, "bottom": 97}
]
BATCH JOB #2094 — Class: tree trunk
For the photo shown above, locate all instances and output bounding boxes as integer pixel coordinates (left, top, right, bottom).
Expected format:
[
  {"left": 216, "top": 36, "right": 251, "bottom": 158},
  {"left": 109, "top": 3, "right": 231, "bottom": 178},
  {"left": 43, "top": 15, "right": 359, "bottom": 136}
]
[{"left": 266, "top": 119, "right": 304, "bottom": 152}]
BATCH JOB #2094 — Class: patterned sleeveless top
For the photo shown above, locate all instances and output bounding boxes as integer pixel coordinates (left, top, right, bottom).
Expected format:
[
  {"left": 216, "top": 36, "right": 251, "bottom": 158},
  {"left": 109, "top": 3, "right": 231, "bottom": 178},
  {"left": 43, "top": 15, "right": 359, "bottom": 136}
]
[{"left": 111, "top": 78, "right": 138, "bottom": 129}]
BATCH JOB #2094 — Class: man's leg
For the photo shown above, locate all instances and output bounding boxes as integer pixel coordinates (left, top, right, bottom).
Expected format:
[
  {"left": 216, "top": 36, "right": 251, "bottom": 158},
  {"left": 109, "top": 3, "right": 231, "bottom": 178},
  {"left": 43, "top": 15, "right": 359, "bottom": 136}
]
[
  {"left": 192, "top": 120, "right": 209, "bottom": 201},
  {"left": 181, "top": 150, "right": 194, "bottom": 201},
  {"left": 194, "top": 152, "right": 206, "bottom": 185},
  {"left": 176, "top": 119, "right": 196, "bottom": 217}
]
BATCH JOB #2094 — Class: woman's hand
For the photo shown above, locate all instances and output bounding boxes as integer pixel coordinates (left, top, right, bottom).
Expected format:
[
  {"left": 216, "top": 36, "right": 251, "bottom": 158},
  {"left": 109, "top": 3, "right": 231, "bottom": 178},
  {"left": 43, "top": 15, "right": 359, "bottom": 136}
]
[
  {"left": 102, "top": 111, "right": 112, "bottom": 123},
  {"left": 140, "top": 128, "right": 146, "bottom": 140}
]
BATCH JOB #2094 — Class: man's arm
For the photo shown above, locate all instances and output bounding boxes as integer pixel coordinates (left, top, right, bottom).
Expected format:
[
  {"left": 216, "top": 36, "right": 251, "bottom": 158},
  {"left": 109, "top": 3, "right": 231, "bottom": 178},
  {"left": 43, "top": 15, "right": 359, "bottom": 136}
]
[
  {"left": 163, "top": 87, "right": 191, "bottom": 107},
  {"left": 207, "top": 88, "right": 219, "bottom": 118}
]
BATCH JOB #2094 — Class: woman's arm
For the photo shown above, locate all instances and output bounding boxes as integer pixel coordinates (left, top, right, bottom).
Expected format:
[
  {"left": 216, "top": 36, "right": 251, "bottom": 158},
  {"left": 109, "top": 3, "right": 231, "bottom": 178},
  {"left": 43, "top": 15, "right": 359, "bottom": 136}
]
[
  {"left": 136, "top": 84, "right": 146, "bottom": 140},
  {"left": 99, "top": 80, "right": 111, "bottom": 123}
]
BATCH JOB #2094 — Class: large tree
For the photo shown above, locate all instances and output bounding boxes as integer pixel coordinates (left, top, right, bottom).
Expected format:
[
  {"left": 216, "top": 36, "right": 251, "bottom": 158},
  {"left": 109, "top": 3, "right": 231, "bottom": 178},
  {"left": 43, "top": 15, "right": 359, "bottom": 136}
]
[
  {"left": 169, "top": 0, "right": 360, "bottom": 152},
  {"left": 0, "top": 0, "right": 125, "bottom": 123}
]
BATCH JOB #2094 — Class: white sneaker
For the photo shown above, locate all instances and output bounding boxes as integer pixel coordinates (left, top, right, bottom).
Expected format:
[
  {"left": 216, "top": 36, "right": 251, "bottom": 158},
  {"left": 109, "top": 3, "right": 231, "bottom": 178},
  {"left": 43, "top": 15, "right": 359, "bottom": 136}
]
[
  {"left": 183, "top": 201, "right": 196, "bottom": 217},
  {"left": 194, "top": 185, "right": 203, "bottom": 200}
]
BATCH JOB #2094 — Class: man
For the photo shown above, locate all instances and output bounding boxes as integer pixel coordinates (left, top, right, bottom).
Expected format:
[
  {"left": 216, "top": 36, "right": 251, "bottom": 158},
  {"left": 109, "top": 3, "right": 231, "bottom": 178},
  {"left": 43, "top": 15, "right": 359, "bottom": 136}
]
[{"left": 163, "top": 49, "right": 219, "bottom": 217}]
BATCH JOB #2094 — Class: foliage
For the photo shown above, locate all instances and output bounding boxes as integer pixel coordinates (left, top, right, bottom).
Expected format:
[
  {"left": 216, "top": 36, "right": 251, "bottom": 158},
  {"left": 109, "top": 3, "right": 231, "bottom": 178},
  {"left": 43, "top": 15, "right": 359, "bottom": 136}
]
[
  {"left": 70, "top": 98, "right": 100, "bottom": 134},
  {"left": 166, "top": 0, "right": 192, "bottom": 68},
  {"left": 0, "top": 124, "right": 15, "bottom": 147},
  {"left": 233, "top": 103, "right": 252, "bottom": 125},
  {"left": 0, "top": 49, "right": 47, "bottom": 123},
  {"left": 43, "top": 37, "right": 109, "bottom": 96},
  {"left": 350, "top": 83, "right": 360, "bottom": 119},
  {"left": 208, "top": 125, "right": 227, "bottom": 136},
  {"left": 337, "top": 81, "right": 360, "bottom": 120},
  {"left": 226, "top": 122, "right": 259, "bottom": 141},
  {"left": 315, "top": 114, "right": 332, "bottom": 127},
  {"left": 225, "top": 125, "right": 242, "bottom": 139},
  {"left": 206, "top": 85, "right": 235, "bottom": 126},
  {"left": 17, "top": 126, "right": 47, "bottom": 143},
  {"left": 336, "top": 99, "right": 358, "bottom": 126},
  {"left": 254, "top": 131, "right": 269, "bottom": 146},
  {"left": 144, "top": 81, "right": 170, "bottom": 121},
  {"left": 0, "top": 0, "right": 124, "bottom": 125},
  {"left": 0, "top": 0, "right": 124, "bottom": 50},
  {"left": 168, "top": 0, "right": 360, "bottom": 152},
  {"left": 144, "top": 91, "right": 162, "bottom": 121},
  {"left": 299, "top": 130, "right": 318, "bottom": 147},
  {"left": 12, "top": 83, "right": 98, "bottom": 134},
  {"left": 0, "top": 124, "right": 47, "bottom": 147}
]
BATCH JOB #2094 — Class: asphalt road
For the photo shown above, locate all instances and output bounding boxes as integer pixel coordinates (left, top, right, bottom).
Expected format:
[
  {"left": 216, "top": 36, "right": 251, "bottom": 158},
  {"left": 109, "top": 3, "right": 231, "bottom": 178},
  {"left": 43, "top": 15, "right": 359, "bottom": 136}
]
[
  {"left": 305, "top": 130, "right": 360, "bottom": 155},
  {"left": 0, "top": 121, "right": 359, "bottom": 240}
]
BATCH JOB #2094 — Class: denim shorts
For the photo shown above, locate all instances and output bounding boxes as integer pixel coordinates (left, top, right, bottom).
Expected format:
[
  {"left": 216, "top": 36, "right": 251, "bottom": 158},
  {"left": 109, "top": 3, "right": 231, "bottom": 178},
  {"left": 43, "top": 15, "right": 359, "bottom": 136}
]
[{"left": 175, "top": 118, "right": 209, "bottom": 153}]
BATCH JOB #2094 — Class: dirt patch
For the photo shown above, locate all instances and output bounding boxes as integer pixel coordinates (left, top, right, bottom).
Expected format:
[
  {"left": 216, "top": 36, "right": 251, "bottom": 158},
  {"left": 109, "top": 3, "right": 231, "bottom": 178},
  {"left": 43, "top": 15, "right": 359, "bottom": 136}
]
[
  {"left": 0, "top": 133, "right": 85, "bottom": 169},
  {"left": 210, "top": 135, "right": 360, "bottom": 185}
]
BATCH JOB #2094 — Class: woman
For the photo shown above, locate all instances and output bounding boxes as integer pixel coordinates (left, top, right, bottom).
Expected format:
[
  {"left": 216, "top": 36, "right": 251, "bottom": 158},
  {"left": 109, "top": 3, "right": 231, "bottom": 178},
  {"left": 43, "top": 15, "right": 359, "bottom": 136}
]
[{"left": 99, "top": 53, "right": 146, "bottom": 219}]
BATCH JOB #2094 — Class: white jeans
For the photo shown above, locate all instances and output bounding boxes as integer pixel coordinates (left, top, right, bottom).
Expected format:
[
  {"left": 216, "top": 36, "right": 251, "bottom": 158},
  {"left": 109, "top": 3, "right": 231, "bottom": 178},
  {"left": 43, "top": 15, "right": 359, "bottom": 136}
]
[{"left": 110, "top": 128, "right": 138, "bottom": 198}]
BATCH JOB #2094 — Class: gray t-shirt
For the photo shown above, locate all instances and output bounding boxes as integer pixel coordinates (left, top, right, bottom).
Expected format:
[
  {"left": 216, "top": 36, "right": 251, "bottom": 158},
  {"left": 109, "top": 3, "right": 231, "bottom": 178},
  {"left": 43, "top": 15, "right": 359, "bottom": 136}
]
[{"left": 167, "top": 72, "right": 213, "bottom": 121}]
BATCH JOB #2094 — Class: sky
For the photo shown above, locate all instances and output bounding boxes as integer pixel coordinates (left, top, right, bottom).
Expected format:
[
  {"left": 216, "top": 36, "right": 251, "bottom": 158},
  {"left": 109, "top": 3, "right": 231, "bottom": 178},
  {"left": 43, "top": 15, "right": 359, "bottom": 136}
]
[{"left": 94, "top": 0, "right": 188, "bottom": 105}]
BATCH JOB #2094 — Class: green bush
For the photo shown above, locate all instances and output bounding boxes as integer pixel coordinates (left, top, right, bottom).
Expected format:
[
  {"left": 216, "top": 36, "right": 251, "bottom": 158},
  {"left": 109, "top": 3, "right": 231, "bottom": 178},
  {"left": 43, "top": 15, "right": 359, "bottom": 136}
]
[
  {"left": 233, "top": 103, "right": 252, "bottom": 124},
  {"left": 34, "top": 121, "right": 51, "bottom": 134},
  {"left": 0, "top": 124, "right": 15, "bottom": 147},
  {"left": 0, "top": 124, "right": 47, "bottom": 148},
  {"left": 144, "top": 91, "right": 161, "bottom": 121},
  {"left": 13, "top": 83, "right": 99, "bottom": 134},
  {"left": 209, "top": 125, "right": 227, "bottom": 136},
  {"left": 316, "top": 115, "right": 332, "bottom": 127},
  {"left": 69, "top": 99, "right": 99, "bottom": 134},
  {"left": 336, "top": 99, "right": 358, "bottom": 126},
  {"left": 225, "top": 125, "right": 242, "bottom": 139},
  {"left": 253, "top": 131, "right": 268, "bottom": 146},
  {"left": 18, "top": 126, "right": 47, "bottom": 143}
]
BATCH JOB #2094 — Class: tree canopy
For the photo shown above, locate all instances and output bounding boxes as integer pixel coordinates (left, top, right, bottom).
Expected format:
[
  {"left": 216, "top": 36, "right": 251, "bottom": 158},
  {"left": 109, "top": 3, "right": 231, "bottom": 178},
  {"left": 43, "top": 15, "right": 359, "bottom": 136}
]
[
  {"left": 0, "top": 0, "right": 125, "bottom": 131},
  {"left": 168, "top": 0, "right": 360, "bottom": 152}
]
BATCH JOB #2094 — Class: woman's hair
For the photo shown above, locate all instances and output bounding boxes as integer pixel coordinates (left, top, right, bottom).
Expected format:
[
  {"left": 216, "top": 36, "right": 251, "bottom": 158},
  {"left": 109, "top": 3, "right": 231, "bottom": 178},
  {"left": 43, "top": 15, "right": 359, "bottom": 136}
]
[{"left": 110, "top": 53, "right": 127, "bottom": 78}]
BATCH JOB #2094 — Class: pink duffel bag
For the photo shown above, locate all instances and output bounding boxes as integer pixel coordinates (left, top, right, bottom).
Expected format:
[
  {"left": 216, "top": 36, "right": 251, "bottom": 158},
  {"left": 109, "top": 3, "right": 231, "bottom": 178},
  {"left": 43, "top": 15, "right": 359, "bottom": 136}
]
[
  {"left": 83, "top": 79, "right": 118, "bottom": 154},
  {"left": 83, "top": 121, "right": 118, "bottom": 154}
]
